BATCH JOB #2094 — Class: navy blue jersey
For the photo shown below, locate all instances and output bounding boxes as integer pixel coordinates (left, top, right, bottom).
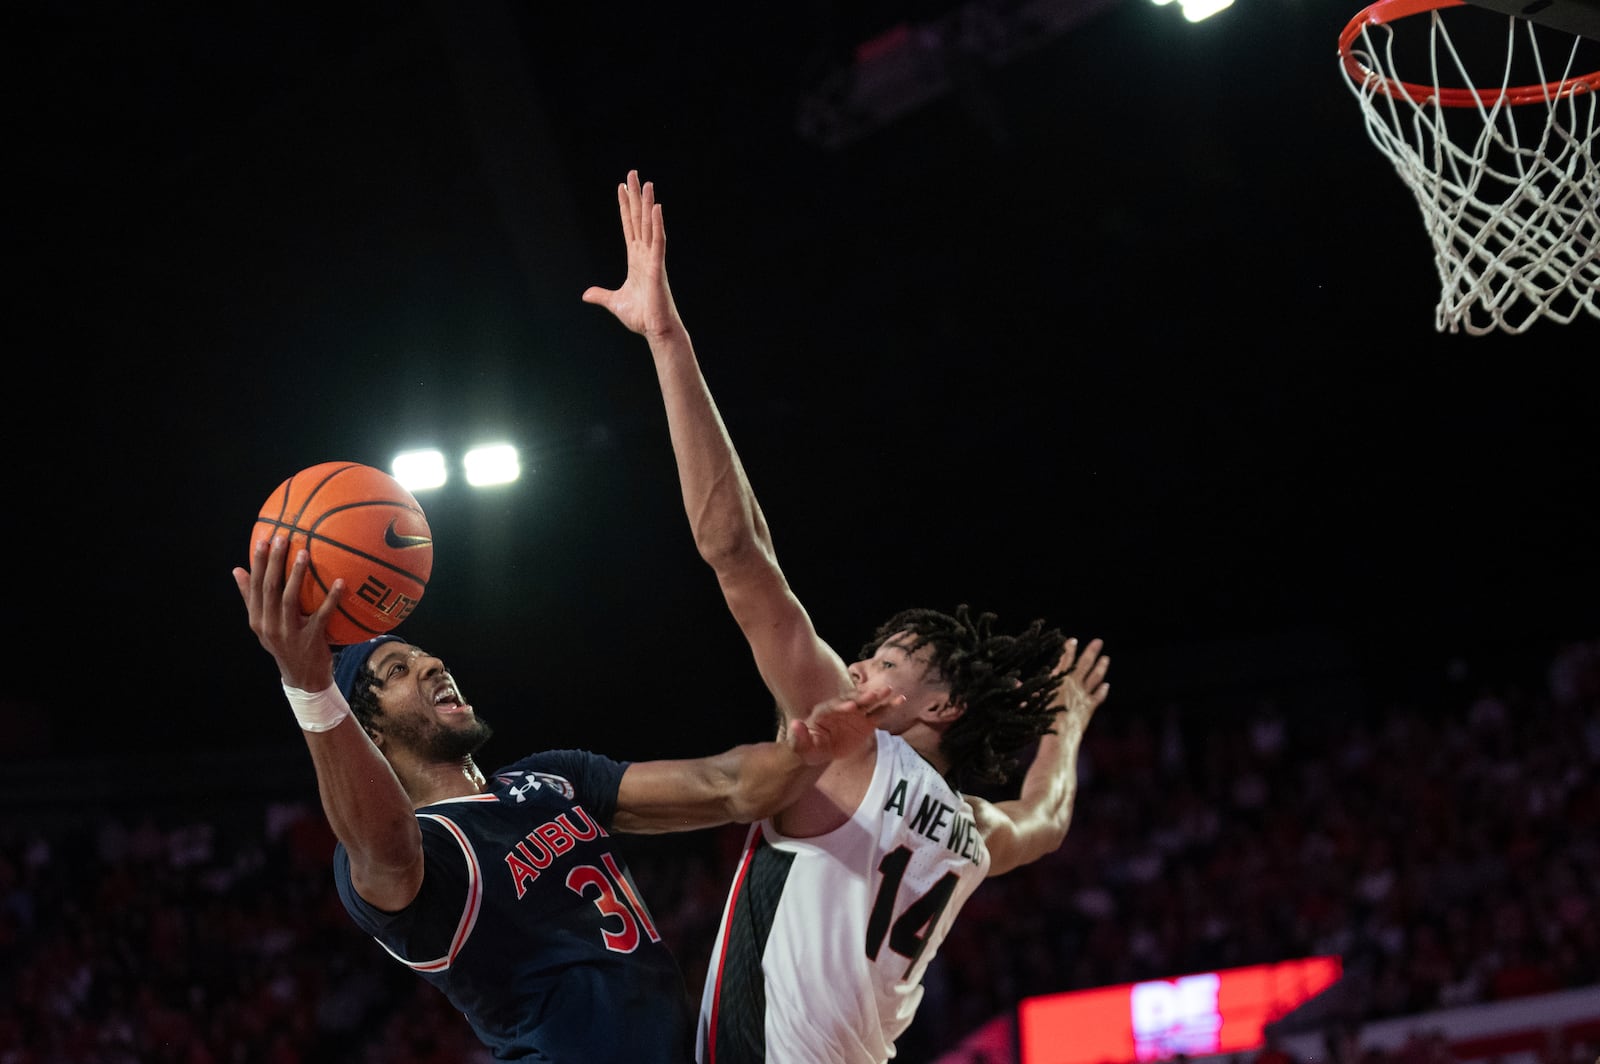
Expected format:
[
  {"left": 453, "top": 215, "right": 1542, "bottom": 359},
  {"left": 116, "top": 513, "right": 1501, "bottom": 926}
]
[{"left": 334, "top": 749, "right": 695, "bottom": 1062}]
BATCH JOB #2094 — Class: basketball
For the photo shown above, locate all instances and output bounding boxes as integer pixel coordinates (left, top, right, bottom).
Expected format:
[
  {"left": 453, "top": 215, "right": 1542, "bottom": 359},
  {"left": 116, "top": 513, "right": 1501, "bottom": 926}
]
[{"left": 250, "top": 461, "right": 435, "bottom": 646}]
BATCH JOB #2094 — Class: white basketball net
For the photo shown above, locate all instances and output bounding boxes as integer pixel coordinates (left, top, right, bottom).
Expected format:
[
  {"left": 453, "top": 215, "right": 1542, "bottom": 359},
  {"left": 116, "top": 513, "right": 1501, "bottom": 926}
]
[{"left": 1343, "top": 12, "right": 1599, "bottom": 335}]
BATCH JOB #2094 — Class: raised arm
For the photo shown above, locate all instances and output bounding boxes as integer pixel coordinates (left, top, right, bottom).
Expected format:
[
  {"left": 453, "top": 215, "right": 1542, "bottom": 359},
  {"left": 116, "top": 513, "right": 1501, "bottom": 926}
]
[
  {"left": 968, "top": 637, "right": 1109, "bottom": 877},
  {"left": 581, "top": 171, "right": 851, "bottom": 728},
  {"left": 233, "top": 536, "right": 424, "bottom": 911},
  {"left": 610, "top": 688, "right": 897, "bottom": 834}
]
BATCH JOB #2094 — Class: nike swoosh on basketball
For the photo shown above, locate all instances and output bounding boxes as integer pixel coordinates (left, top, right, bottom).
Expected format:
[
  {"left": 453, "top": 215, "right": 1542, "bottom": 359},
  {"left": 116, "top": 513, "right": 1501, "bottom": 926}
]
[{"left": 384, "top": 519, "right": 433, "bottom": 550}]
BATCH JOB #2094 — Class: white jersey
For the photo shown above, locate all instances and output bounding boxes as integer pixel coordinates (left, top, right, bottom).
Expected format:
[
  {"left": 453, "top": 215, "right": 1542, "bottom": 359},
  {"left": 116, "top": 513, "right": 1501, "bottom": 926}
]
[{"left": 696, "top": 730, "right": 991, "bottom": 1064}]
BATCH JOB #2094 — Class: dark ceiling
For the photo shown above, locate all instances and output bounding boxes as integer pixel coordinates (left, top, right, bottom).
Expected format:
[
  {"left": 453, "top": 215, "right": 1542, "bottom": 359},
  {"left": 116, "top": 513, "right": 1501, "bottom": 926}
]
[{"left": 14, "top": 0, "right": 1598, "bottom": 767}]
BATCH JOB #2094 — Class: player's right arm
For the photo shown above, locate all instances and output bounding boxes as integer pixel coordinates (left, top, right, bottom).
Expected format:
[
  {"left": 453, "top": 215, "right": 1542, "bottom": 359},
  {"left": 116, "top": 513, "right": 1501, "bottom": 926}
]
[
  {"left": 581, "top": 171, "right": 853, "bottom": 730},
  {"left": 234, "top": 535, "right": 425, "bottom": 912},
  {"left": 611, "top": 688, "right": 894, "bottom": 833}
]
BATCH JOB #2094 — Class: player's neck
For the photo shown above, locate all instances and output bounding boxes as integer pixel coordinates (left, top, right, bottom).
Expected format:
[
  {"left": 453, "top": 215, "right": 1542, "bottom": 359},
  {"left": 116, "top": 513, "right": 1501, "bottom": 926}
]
[
  {"left": 901, "top": 725, "right": 952, "bottom": 777},
  {"left": 401, "top": 758, "right": 487, "bottom": 808}
]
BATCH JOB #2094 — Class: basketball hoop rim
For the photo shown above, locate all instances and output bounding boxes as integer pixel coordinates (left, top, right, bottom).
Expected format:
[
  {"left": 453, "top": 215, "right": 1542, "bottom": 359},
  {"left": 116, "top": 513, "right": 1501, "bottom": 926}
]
[{"left": 1338, "top": 0, "right": 1600, "bottom": 106}]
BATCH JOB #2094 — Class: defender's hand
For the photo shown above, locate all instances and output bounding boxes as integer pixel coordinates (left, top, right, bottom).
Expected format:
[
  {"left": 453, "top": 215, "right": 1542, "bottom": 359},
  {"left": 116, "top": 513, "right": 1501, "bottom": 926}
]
[
  {"left": 580, "top": 170, "right": 686, "bottom": 341},
  {"left": 786, "top": 687, "right": 903, "bottom": 765},
  {"left": 1053, "top": 637, "right": 1109, "bottom": 735}
]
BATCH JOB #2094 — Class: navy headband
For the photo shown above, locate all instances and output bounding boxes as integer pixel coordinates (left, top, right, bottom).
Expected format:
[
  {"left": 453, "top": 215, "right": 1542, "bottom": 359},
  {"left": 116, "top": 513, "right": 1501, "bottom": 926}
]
[{"left": 333, "top": 634, "right": 407, "bottom": 702}]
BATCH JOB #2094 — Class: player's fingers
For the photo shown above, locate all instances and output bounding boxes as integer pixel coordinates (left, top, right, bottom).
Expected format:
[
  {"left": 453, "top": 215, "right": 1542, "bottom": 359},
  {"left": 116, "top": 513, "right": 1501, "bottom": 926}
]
[
  {"left": 306, "top": 577, "right": 343, "bottom": 642},
  {"left": 620, "top": 187, "right": 638, "bottom": 246},
  {"left": 250, "top": 537, "right": 270, "bottom": 584},
  {"left": 847, "top": 689, "right": 880, "bottom": 710},
  {"left": 640, "top": 182, "right": 659, "bottom": 242},
  {"left": 1052, "top": 638, "right": 1080, "bottom": 680},
  {"left": 261, "top": 535, "right": 290, "bottom": 600},
  {"left": 242, "top": 538, "right": 270, "bottom": 603},
  {"left": 790, "top": 720, "right": 819, "bottom": 756},
  {"left": 823, "top": 689, "right": 867, "bottom": 713},
  {"left": 278, "top": 547, "right": 309, "bottom": 617},
  {"left": 1090, "top": 653, "right": 1110, "bottom": 680},
  {"left": 875, "top": 691, "right": 906, "bottom": 712},
  {"left": 626, "top": 171, "right": 646, "bottom": 237},
  {"left": 868, "top": 691, "right": 906, "bottom": 715}
]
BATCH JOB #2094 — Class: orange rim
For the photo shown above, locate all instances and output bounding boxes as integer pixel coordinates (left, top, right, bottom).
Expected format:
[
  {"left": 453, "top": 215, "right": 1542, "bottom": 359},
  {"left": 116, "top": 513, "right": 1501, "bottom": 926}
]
[{"left": 1338, "top": 0, "right": 1600, "bottom": 106}]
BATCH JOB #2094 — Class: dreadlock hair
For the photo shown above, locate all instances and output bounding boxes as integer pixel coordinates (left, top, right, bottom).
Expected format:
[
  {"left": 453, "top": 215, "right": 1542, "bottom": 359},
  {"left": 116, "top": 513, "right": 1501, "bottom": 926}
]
[
  {"left": 860, "top": 604, "right": 1065, "bottom": 787},
  {"left": 344, "top": 668, "right": 384, "bottom": 735}
]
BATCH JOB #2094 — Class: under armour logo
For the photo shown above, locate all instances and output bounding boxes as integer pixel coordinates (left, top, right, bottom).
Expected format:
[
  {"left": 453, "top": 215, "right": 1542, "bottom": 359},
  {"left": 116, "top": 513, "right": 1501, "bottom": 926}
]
[
  {"left": 499, "top": 771, "right": 576, "bottom": 803},
  {"left": 502, "top": 776, "right": 542, "bottom": 803}
]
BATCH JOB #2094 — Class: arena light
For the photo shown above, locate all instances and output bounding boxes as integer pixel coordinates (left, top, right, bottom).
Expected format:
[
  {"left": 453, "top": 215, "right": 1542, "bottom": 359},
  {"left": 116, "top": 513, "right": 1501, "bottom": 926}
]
[
  {"left": 1179, "top": 0, "right": 1233, "bottom": 22},
  {"left": 1018, "top": 956, "right": 1342, "bottom": 1064},
  {"left": 392, "top": 449, "right": 448, "bottom": 491},
  {"left": 1147, "top": 0, "right": 1235, "bottom": 22},
  {"left": 463, "top": 443, "right": 520, "bottom": 487}
]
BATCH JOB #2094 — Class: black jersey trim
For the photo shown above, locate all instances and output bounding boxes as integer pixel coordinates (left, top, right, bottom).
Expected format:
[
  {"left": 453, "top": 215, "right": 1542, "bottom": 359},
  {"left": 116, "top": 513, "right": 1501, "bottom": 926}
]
[{"left": 707, "top": 834, "right": 795, "bottom": 1064}]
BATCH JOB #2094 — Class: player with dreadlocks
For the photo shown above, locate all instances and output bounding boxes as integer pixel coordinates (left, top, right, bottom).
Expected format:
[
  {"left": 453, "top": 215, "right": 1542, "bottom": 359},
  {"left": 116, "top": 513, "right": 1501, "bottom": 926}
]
[{"left": 583, "top": 170, "right": 1111, "bottom": 1064}]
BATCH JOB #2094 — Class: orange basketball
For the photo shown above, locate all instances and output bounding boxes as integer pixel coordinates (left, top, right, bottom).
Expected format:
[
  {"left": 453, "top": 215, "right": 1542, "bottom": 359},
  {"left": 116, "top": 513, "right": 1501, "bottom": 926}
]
[{"left": 250, "top": 461, "right": 434, "bottom": 646}]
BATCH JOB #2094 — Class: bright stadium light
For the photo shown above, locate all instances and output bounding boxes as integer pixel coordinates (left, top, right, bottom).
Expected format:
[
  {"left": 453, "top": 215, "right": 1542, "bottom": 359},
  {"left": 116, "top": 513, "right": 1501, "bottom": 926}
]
[
  {"left": 1148, "top": 0, "right": 1234, "bottom": 21},
  {"left": 463, "top": 443, "right": 520, "bottom": 487},
  {"left": 392, "top": 449, "right": 448, "bottom": 491},
  {"left": 1180, "top": 0, "right": 1233, "bottom": 21}
]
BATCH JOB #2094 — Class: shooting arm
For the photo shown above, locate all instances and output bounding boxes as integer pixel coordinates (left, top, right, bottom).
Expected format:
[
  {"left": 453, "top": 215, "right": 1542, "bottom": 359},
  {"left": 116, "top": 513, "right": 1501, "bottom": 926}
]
[
  {"left": 236, "top": 535, "right": 424, "bottom": 912},
  {"left": 302, "top": 710, "right": 425, "bottom": 911}
]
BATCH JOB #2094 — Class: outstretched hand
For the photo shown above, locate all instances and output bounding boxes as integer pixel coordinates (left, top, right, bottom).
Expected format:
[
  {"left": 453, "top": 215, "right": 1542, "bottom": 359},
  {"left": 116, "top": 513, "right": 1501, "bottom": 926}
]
[
  {"left": 232, "top": 535, "right": 342, "bottom": 692},
  {"left": 1053, "top": 637, "right": 1109, "bottom": 735},
  {"left": 580, "top": 170, "right": 685, "bottom": 341},
  {"left": 787, "top": 687, "right": 903, "bottom": 766}
]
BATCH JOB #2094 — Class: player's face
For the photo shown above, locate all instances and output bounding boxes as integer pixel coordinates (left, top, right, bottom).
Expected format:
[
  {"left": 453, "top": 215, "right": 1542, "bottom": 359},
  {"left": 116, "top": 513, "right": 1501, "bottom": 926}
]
[
  {"left": 848, "top": 633, "right": 951, "bottom": 734},
  {"left": 365, "top": 642, "right": 490, "bottom": 758}
]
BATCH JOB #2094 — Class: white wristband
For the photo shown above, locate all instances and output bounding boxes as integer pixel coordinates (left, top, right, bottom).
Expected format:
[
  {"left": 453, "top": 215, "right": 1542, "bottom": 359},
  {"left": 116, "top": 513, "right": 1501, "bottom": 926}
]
[{"left": 282, "top": 681, "right": 352, "bottom": 733}]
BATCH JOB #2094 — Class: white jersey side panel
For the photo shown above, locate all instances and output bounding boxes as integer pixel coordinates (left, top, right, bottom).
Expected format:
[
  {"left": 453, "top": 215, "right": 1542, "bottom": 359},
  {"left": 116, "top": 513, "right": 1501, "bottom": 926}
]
[{"left": 697, "top": 730, "right": 991, "bottom": 1064}]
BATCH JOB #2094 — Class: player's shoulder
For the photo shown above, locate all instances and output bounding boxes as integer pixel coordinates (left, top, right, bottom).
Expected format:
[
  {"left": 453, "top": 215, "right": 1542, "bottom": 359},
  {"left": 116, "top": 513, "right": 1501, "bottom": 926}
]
[
  {"left": 882, "top": 732, "right": 955, "bottom": 789},
  {"left": 874, "top": 733, "right": 967, "bottom": 812},
  {"left": 497, "top": 748, "right": 625, "bottom": 781}
]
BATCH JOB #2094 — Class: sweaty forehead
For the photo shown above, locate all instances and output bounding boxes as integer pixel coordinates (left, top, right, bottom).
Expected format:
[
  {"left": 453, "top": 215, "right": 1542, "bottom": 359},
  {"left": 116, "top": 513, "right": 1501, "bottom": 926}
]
[{"left": 368, "top": 642, "right": 421, "bottom": 672}]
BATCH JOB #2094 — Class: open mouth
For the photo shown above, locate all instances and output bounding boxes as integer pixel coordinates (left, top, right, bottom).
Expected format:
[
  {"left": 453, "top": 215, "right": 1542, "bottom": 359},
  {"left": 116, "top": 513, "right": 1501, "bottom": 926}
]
[{"left": 433, "top": 683, "right": 471, "bottom": 715}]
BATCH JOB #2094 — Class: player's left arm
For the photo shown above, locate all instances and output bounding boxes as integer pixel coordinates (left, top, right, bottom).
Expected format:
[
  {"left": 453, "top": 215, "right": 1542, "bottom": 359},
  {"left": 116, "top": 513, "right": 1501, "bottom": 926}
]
[
  {"left": 610, "top": 688, "right": 894, "bottom": 833},
  {"left": 580, "top": 171, "right": 858, "bottom": 733},
  {"left": 970, "top": 637, "right": 1109, "bottom": 877}
]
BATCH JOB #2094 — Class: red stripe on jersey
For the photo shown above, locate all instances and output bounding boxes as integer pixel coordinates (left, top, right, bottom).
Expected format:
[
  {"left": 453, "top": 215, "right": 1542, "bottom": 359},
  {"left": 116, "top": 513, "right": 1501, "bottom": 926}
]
[
  {"left": 706, "top": 831, "right": 762, "bottom": 1064},
  {"left": 604, "top": 852, "right": 661, "bottom": 943},
  {"left": 406, "top": 813, "right": 482, "bottom": 972}
]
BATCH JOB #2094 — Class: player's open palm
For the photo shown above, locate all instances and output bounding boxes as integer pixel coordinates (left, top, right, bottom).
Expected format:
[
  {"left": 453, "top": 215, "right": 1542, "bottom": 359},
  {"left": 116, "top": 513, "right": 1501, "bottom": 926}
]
[
  {"left": 1054, "top": 637, "right": 1109, "bottom": 736},
  {"left": 581, "top": 170, "right": 684, "bottom": 340}
]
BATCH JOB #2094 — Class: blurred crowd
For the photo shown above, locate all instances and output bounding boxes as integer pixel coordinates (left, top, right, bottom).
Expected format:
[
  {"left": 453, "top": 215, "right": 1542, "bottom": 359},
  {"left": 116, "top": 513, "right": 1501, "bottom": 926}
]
[
  {"left": 1, "top": 635, "right": 1595, "bottom": 1064},
  {"left": 899, "top": 635, "right": 1600, "bottom": 1056}
]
